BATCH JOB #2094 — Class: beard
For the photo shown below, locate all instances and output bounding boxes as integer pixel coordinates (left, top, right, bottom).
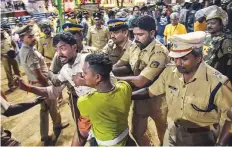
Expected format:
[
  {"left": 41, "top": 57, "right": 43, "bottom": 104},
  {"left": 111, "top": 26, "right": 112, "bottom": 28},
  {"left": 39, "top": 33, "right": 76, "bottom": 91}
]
[{"left": 176, "top": 66, "right": 188, "bottom": 74}]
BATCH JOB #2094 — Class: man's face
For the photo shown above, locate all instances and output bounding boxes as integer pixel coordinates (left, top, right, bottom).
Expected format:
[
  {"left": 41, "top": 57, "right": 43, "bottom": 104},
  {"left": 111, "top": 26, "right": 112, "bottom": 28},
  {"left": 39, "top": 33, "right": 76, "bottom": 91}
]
[
  {"left": 171, "top": 17, "right": 179, "bottom": 25},
  {"left": 72, "top": 31, "right": 83, "bottom": 52},
  {"left": 82, "top": 62, "right": 98, "bottom": 88},
  {"left": 133, "top": 27, "right": 154, "bottom": 49},
  {"left": 41, "top": 26, "right": 51, "bottom": 34},
  {"left": 55, "top": 41, "right": 77, "bottom": 64},
  {"left": 110, "top": 30, "right": 127, "bottom": 45},
  {"left": 206, "top": 19, "right": 222, "bottom": 34},
  {"left": 133, "top": 7, "right": 140, "bottom": 16},
  {"left": 94, "top": 19, "right": 102, "bottom": 26},
  {"left": 174, "top": 53, "right": 201, "bottom": 74},
  {"left": 22, "top": 33, "right": 36, "bottom": 46}
]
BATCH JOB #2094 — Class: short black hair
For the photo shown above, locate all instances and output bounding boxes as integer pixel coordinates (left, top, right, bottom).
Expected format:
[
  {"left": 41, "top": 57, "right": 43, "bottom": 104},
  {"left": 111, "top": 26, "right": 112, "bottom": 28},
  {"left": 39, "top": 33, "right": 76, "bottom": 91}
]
[
  {"left": 133, "top": 6, "right": 140, "bottom": 11},
  {"left": 53, "top": 32, "right": 76, "bottom": 47},
  {"left": 85, "top": 53, "right": 112, "bottom": 79},
  {"left": 108, "top": 10, "right": 115, "bottom": 18},
  {"left": 132, "top": 15, "right": 156, "bottom": 32}
]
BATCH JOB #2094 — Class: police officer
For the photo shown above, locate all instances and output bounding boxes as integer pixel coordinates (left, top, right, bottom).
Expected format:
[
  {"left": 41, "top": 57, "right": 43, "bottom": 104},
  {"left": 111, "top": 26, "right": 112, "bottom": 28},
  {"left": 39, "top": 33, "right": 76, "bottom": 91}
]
[
  {"left": 15, "top": 25, "right": 69, "bottom": 145},
  {"left": 37, "top": 18, "right": 55, "bottom": 67},
  {"left": 87, "top": 12, "right": 110, "bottom": 51},
  {"left": 1, "top": 27, "right": 20, "bottom": 92},
  {"left": 103, "top": 19, "right": 134, "bottom": 64},
  {"left": 203, "top": 6, "right": 232, "bottom": 82},
  {"left": 113, "top": 15, "right": 169, "bottom": 145},
  {"left": 132, "top": 31, "right": 232, "bottom": 146}
]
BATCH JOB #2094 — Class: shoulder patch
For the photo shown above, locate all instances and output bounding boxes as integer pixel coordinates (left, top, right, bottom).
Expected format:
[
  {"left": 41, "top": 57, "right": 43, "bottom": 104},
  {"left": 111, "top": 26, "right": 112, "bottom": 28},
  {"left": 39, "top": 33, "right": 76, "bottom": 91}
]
[
  {"left": 150, "top": 61, "right": 160, "bottom": 68},
  {"left": 212, "top": 71, "right": 229, "bottom": 84}
]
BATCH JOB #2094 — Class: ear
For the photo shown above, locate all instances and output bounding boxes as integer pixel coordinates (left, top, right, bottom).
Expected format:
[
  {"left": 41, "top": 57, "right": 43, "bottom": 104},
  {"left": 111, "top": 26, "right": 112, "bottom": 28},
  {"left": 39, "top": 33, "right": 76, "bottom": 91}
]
[
  {"left": 71, "top": 44, "right": 77, "bottom": 51},
  {"left": 150, "top": 30, "right": 155, "bottom": 38},
  {"left": 95, "top": 74, "right": 102, "bottom": 84}
]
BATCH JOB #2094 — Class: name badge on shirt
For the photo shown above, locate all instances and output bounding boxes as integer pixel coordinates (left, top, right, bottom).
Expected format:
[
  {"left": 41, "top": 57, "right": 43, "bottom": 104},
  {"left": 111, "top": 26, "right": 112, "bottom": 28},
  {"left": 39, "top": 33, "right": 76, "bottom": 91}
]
[
  {"left": 42, "top": 42, "right": 48, "bottom": 46},
  {"left": 168, "top": 85, "right": 179, "bottom": 96}
]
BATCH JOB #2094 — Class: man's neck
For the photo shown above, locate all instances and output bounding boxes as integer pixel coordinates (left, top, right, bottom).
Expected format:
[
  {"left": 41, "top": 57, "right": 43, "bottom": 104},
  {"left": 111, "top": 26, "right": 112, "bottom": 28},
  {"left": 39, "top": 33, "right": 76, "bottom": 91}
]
[
  {"left": 96, "top": 25, "right": 101, "bottom": 29},
  {"left": 68, "top": 54, "right": 77, "bottom": 66},
  {"left": 183, "top": 65, "right": 199, "bottom": 83},
  {"left": 211, "top": 31, "right": 223, "bottom": 37},
  {"left": 141, "top": 38, "right": 153, "bottom": 50},
  {"left": 45, "top": 33, "right": 51, "bottom": 38},
  {"left": 96, "top": 79, "right": 114, "bottom": 93}
]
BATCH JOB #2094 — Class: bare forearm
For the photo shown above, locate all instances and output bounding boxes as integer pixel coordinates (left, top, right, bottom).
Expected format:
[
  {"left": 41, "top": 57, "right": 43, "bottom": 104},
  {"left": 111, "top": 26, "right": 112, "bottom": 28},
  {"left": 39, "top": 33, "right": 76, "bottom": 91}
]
[
  {"left": 112, "top": 66, "right": 132, "bottom": 76},
  {"left": 116, "top": 76, "right": 147, "bottom": 88},
  {"left": 20, "top": 84, "right": 49, "bottom": 97},
  {"left": 132, "top": 88, "right": 150, "bottom": 100},
  {"left": 37, "top": 75, "right": 49, "bottom": 86}
]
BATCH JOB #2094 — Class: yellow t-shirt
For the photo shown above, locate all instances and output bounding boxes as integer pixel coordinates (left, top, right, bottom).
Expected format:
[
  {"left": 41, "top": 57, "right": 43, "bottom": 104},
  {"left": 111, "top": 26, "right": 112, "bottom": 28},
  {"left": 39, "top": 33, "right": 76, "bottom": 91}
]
[
  {"left": 164, "top": 23, "right": 187, "bottom": 41},
  {"left": 77, "top": 81, "right": 132, "bottom": 146},
  {"left": 194, "top": 21, "right": 207, "bottom": 32}
]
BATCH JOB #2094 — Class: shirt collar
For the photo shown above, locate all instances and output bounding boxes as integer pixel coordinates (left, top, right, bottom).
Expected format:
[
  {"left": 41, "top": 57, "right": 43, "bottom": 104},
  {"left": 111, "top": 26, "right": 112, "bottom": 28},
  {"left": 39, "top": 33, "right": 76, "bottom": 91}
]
[
  {"left": 142, "top": 40, "right": 157, "bottom": 52},
  {"left": 94, "top": 25, "right": 103, "bottom": 29},
  {"left": 21, "top": 43, "right": 34, "bottom": 49},
  {"left": 173, "top": 62, "right": 207, "bottom": 84}
]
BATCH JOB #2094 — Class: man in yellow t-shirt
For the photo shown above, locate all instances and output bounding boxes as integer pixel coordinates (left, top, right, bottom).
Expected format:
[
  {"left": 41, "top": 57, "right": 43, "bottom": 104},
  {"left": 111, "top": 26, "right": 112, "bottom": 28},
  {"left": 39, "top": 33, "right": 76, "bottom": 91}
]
[
  {"left": 73, "top": 53, "right": 135, "bottom": 146},
  {"left": 164, "top": 12, "right": 187, "bottom": 46},
  {"left": 194, "top": 17, "right": 207, "bottom": 31}
]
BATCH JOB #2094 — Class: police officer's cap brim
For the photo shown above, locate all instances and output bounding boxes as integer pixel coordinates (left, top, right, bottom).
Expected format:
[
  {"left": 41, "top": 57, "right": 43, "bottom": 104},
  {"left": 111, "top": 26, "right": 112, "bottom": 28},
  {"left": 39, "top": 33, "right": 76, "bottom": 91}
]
[{"left": 109, "top": 25, "right": 128, "bottom": 32}]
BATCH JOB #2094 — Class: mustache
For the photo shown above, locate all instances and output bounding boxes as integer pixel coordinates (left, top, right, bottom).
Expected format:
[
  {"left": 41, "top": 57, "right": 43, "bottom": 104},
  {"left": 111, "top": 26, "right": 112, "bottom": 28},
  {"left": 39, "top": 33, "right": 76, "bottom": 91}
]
[
  {"left": 176, "top": 66, "right": 185, "bottom": 71},
  {"left": 135, "top": 40, "right": 142, "bottom": 44}
]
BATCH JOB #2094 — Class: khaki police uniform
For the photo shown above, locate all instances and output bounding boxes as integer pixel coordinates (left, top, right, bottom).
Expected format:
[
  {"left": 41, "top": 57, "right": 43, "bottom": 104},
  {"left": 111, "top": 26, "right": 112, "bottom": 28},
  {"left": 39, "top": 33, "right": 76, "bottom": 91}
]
[
  {"left": 36, "top": 34, "right": 55, "bottom": 67},
  {"left": 1, "top": 33, "right": 20, "bottom": 89},
  {"left": 103, "top": 39, "right": 133, "bottom": 64},
  {"left": 17, "top": 25, "right": 62, "bottom": 141},
  {"left": 149, "top": 31, "right": 232, "bottom": 145},
  {"left": 203, "top": 7, "right": 232, "bottom": 82},
  {"left": 149, "top": 63, "right": 232, "bottom": 145},
  {"left": 120, "top": 40, "right": 169, "bottom": 145},
  {"left": 87, "top": 25, "right": 109, "bottom": 51}
]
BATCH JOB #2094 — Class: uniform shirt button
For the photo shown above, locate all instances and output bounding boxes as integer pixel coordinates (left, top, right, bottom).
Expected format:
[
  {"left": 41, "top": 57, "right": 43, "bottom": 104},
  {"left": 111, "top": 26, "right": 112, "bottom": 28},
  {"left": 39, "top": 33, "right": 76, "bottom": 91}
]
[
  {"left": 183, "top": 85, "right": 186, "bottom": 88},
  {"left": 180, "top": 108, "right": 183, "bottom": 110}
]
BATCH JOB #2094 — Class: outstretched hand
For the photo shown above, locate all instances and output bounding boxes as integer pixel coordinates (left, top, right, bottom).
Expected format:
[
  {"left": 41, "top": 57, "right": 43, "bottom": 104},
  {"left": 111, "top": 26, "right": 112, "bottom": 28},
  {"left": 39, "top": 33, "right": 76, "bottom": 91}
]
[{"left": 13, "top": 76, "right": 28, "bottom": 91}]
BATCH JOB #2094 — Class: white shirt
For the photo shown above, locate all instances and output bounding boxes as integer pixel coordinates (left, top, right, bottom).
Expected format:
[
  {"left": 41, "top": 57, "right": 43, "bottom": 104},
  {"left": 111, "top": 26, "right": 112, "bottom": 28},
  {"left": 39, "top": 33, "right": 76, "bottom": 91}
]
[{"left": 46, "top": 53, "right": 94, "bottom": 99}]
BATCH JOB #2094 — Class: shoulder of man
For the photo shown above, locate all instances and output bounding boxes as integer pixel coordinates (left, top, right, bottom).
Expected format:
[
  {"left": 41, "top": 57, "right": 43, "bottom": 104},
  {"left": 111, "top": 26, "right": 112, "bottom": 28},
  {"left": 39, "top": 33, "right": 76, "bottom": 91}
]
[
  {"left": 205, "top": 63, "right": 229, "bottom": 84},
  {"left": 222, "top": 37, "right": 232, "bottom": 54}
]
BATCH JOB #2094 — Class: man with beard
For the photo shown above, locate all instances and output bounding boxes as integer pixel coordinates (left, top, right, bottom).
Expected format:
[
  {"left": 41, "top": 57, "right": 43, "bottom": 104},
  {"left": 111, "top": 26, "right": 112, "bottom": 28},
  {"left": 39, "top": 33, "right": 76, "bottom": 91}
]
[
  {"left": 15, "top": 31, "right": 94, "bottom": 146},
  {"left": 103, "top": 19, "right": 134, "bottom": 65},
  {"left": 132, "top": 31, "right": 232, "bottom": 146},
  {"left": 203, "top": 6, "right": 232, "bottom": 82},
  {"left": 16, "top": 25, "right": 69, "bottom": 145},
  {"left": 37, "top": 19, "right": 55, "bottom": 67},
  {"left": 113, "top": 15, "right": 169, "bottom": 145}
]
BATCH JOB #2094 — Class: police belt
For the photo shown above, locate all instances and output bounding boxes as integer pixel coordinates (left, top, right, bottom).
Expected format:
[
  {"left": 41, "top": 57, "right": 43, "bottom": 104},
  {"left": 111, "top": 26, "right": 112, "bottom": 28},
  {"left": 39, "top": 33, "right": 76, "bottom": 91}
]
[{"left": 174, "top": 122, "right": 217, "bottom": 133}]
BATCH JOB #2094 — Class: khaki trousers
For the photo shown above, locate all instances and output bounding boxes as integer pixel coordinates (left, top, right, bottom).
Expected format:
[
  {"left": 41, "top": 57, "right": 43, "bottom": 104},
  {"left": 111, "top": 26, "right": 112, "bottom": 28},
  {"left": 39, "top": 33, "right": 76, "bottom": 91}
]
[
  {"left": 130, "top": 95, "right": 168, "bottom": 146},
  {"left": 1, "top": 57, "right": 20, "bottom": 88},
  {"left": 32, "top": 83, "right": 62, "bottom": 140},
  {"left": 163, "top": 121, "right": 216, "bottom": 146}
]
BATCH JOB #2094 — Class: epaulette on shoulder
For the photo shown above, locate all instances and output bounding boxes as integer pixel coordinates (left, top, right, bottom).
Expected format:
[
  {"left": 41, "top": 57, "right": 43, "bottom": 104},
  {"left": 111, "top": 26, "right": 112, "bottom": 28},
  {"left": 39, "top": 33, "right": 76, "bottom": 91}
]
[{"left": 212, "top": 70, "right": 229, "bottom": 84}]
